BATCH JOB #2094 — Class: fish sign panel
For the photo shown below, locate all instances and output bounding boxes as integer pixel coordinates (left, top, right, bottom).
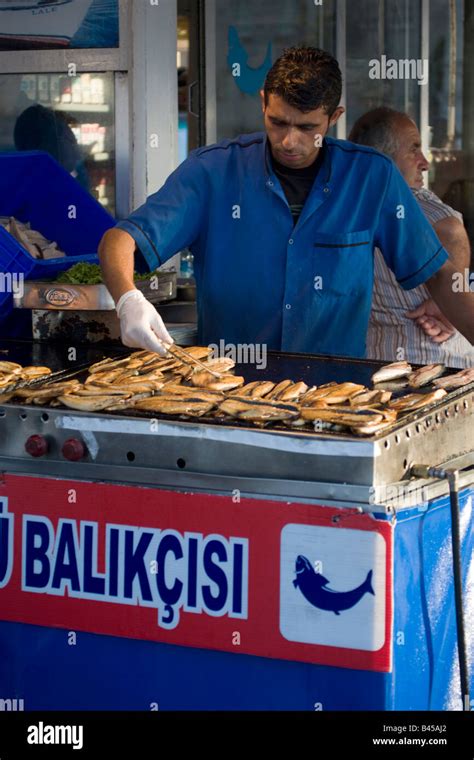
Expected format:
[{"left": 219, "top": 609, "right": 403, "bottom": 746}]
[
  {"left": 0, "top": 474, "right": 393, "bottom": 671},
  {"left": 281, "top": 524, "right": 386, "bottom": 651}
]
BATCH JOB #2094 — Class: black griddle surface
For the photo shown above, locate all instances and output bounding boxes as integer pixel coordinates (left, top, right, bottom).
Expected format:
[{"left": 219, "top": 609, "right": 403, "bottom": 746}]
[{"left": 0, "top": 339, "right": 126, "bottom": 374}]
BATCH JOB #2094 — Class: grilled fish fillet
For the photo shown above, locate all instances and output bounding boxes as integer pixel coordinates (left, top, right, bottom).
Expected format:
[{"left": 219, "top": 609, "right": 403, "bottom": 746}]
[
  {"left": 132, "top": 396, "right": 216, "bottom": 416},
  {"left": 201, "top": 357, "right": 236, "bottom": 372},
  {"left": 104, "top": 392, "right": 153, "bottom": 411},
  {"left": 132, "top": 370, "right": 165, "bottom": 382},
  {"left": 74, "top": 388, "right": 131, "bottom": 397},
  {"left": 276, "top": 381, "right": 309, "bottom": 401},
  {"left": 205, "top": 375, "right": 245, "bottom": 391},
  {"left": 408, "top": 389, "right": 447, "bottom": 409},
  {"left": 369, "top": 379, "right": 409, "bottom": 392},
  {"left": 186, "top": 358, "right": 235, "bottom": 383},
  {"left": 190, "top": 370, "right": 243, "bottom": 389},
  {"left": 300, "top": 406, "right": 385, "bottom": 426},
  {"left": 300, "top": 383, "right": 337, "bottom": 404},
  {"left": 408, "top": 364, "right": 445, "bottom": 388},
  {"left": 85, "top": 368, "right": 135, "bottom": 384},
  {"left": 350, "top": 420, "right": 395, "bottom": 436},
  {"left": 230, "top": 381, "right": 276, "bottom": 398},
  {"left": 265, "top": 380, "right": 293, "bottom": 399},
  {"left": 308, "top": 382, "right": 366, "bottom": 405},
  {"left": 20, "top": 366, "right": 52, "bottom": 378},
  {"left": 173, "top": 365, "right": 193, "bottom": 379},
  {"left": 388, "top": 389, "right": 447, "bottom": 412},
  {"left": 154, "top": 384, "right": 224, "bottom": 402},
  {"left": 94, "top": 355, "right": 150, "bottom": 371},
  {"left": 96, "top": 381, "right": 162, "bottom": 394},
  {"left": 0, "top": 361, "right": 22, "bottom": 373},
  {"left": 88, "top": 357, "right": 115, "bottom": 373},
  {"left": 142, "top": 358, "right": 181, "bottom": 373},
  {"left": 16, "top": 380, "right": 82, "bottom": 402},
  {"left": 186, "top": 346, "right": 214, "bottom": 359},
  {"left": 372, "top": 361, "right": 412, "bottom": 384},
  {"left": 388, "top": 394, "right": 424, "bottom": 411},
  {"left": 218, "top": 397, "right": 299, "bottom": 421},
  {"left": 250, "top": 381, "right": 277, "bottom": 398},
  {"left": 432, "top": 368, "right": 474, "bottom": 390},
  {"left": 58, "top": 394, "right": 123, "bottom": 411},
  {"left": 237, "top": 406, "right": 298, "bottom": 421},
  {"left": 350, "top": 389, "right": 392, "bottom": 406},
  {"left": 130, "top": 350, "right": 158, "bottom": 360},
  {"left": 229, "top": 381, "right": 262, "bottom": 397},
  {"left": 88, "top": 357, "right": 133, "bottom": 373},
  {"left": 0, "top": 374, "right": 19, "bottom": 388},
  {"left": 14, "top": 381, "right": 79, "bottom": 397}
]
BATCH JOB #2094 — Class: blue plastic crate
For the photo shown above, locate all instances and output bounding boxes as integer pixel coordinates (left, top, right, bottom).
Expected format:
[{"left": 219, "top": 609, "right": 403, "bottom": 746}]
[{"left": 0, "top": 150, "right": 115, "bottom": 320}]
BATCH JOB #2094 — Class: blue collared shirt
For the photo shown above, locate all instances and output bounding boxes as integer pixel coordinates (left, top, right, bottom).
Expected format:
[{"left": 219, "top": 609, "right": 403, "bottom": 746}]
[{"left": 116, "top": 133, "right": 448, "bottom": 358}]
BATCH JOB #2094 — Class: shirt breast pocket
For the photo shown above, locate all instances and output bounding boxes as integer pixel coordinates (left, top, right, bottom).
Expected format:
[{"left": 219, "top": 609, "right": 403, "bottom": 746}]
[{"left": 313, "top": 230, "right": 373, "bottom": 296}]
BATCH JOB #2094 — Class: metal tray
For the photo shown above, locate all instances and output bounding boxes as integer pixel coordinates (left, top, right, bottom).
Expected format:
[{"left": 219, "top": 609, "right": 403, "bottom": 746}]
[{"left": 13, "top": 271, "right": 177, "bottom": 311}]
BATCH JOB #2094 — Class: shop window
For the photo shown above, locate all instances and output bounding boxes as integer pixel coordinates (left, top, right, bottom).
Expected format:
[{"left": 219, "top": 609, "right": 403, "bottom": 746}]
[
  {"left": 177, "top": 13, "right": 190, "bottom": 164},
  {"left": 0, "top": 72, "right": 116, "bottom": 213},
  {"left": 345, "top": 0, "right": 422, "bottom": 127},
  {"left": 428, "top": 0, "right": 473, "bottom": 252},
  {"left": 214, "top": 0, "right": 337, "bottom": 141}
]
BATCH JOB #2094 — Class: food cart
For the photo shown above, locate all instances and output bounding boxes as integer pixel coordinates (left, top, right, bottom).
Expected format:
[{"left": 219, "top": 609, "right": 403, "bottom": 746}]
[{"left": 0, "top": 344, "right": 472, "bottom": 710}]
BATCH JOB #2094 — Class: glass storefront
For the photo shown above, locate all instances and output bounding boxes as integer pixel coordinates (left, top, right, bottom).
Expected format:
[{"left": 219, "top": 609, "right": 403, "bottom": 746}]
[
  {"left": 214, "top": 0, "right": 337, "bottom": 141},
  {"left": 428, "top": 0, "right": 473, "bottom": 246},
  {"left": 345, "top": 0, "right": 422, "bottom": 127},
  {"left": 0, "top": 71, "right": 116, "bottom": 212}
]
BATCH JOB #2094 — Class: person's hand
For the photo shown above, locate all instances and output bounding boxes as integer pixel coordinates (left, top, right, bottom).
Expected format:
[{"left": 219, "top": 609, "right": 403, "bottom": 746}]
[
  {"left": 116, "top": 289, "right": 174, "bottom": 356},
  {"left": 405, "top": 298, "right": 456, "bottom": 344}
]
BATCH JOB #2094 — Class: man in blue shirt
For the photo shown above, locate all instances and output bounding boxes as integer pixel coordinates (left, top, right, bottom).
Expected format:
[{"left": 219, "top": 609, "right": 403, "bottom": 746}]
[{"left": 99, "top": 47, "right": 474, "bottom": 358}]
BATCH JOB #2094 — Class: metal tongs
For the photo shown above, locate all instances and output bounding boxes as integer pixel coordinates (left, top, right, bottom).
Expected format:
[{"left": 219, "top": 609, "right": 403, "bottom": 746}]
[
  {"left": 0, "top": 366, "right": 85, "bottom": 396},
  {"left": 158, "top": 340, "right": 224, "bottom": 378}
]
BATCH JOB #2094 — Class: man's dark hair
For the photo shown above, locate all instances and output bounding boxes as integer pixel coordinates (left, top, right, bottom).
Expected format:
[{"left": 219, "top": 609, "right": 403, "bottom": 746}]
[
  {"left": 263, "top": 46, "right": 342, "bottom": 115},
  {"left": 348, "top": 107, "right": 406, "bottom": 159}
]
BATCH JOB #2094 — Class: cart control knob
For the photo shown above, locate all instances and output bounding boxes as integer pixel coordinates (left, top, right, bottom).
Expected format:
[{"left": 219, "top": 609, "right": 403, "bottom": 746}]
[
  {"left": 25, "top": 434, "right": 49, "bottom": 458},
  {"left": 62, "top": 438, "right": 86, "bottom": 462}
]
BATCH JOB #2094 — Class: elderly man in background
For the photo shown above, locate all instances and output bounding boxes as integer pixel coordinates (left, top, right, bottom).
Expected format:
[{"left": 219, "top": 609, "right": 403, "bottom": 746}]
[{"left": 349, "top": 107, "right": 474, "bottom": 368}]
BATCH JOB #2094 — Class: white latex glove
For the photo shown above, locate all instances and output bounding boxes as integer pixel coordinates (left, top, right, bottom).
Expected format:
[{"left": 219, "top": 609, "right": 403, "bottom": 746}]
[{"left": 116, "top": 289, "right": 174, "bottom": 356}]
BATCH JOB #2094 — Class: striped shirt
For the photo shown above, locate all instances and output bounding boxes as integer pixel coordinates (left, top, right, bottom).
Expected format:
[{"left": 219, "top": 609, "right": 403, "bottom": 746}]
[{"left": 366, "top": 188, "right": 474, "bottom": 368}]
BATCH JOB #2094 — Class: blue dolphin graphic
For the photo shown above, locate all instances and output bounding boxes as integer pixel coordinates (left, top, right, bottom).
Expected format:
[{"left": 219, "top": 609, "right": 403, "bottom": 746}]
[
  {"left": 227, "top": 26, "right": 272, "bottom": 96},
  {"left": 293, "top": 555, "right": 375, "bottom": 615}
]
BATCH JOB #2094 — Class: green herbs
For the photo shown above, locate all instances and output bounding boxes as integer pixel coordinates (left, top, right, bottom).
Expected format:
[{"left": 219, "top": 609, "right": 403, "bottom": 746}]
[
  {"left": 134, "top": 270, "right": 158, "bottom": 281},
  {"left": 56, "top": 263, "right": 156, "bottom": 285},
  {"left": 57, "top": 263, "right": 103, "bottom": 285}
]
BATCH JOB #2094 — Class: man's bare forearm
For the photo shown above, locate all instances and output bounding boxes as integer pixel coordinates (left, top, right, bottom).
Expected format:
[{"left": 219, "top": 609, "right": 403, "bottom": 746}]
[
  {"left": 426, "top": 260, "right": 474, "bottom": 345},
  {"left": 434, "top": 217, "right": 471, "bottom": 272},
  {"left": 98, "top": 227, "right": 137, "bottom": 304}
]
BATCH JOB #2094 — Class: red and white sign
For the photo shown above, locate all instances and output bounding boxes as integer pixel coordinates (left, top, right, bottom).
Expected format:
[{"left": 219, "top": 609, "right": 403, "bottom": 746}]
[{"left": 0, "top": 473, "right": 393, "bottom": 671}]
